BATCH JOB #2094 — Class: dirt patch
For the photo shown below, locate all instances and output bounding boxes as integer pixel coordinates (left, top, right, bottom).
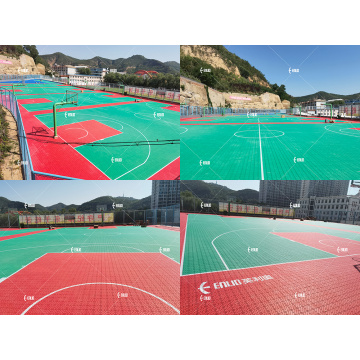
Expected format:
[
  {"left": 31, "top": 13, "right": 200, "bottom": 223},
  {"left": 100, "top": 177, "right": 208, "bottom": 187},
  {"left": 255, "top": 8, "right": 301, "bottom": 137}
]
[{"left": 0, "top": 105, "right": 23, "bottom": 180}]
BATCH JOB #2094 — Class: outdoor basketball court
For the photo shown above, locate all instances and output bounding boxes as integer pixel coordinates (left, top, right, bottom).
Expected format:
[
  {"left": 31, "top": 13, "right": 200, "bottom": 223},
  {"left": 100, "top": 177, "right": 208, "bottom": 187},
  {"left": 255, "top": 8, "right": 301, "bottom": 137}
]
[
  {"left": 180, "top": 113, "right": 360, "bottom": 180},
  {"left": 1, "top": 79, "right": 180, "bottom": 179},
  {"left": 0, "top": 226, "right": 179, "bottom": 315},
  {"left": 180, "top": 213, "right": 360, "bottom": 314}
]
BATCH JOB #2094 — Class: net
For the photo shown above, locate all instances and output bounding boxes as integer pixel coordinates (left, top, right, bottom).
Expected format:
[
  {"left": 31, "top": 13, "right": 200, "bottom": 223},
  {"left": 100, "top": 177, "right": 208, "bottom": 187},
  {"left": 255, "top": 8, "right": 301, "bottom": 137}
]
[{"left": 66, "top": 90, "right": 78, "bottom": 105}]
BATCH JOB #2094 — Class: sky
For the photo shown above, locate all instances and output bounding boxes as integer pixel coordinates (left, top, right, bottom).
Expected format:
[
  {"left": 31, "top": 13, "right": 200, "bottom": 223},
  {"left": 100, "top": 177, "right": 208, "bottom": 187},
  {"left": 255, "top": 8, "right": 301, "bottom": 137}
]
[
  {"left": 205, "top": 180, "right": 260, "bottom": 191},
  {"left": 37, "top": 45, "right": 179, "bottom": 63},
  {"left": 0, "top": 181, "right": 152, "bottom": 207},
  {"left": 225, "top": 45, "right": 360, "bottom": 97},
  {"left": 205, "top": 180, "right": 359, "bottom": 196}
]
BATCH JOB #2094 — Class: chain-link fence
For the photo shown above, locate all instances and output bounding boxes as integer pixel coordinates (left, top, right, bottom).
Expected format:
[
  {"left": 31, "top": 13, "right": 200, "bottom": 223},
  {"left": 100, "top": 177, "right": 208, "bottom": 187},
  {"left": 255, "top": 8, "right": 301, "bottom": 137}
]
[
  {"left": 0, "top": 212, "right": 115, "bottom": 228},
  {"left": 180, "top": 105, "right": 288, "bottom": 118},
  {"left": 0, "top": 87, "right": 32, "bottom": 179},
  {"left": 0, "top": 75, "right": 180, "bottom": 180},
  {"left": 0, "top": 74, "right": 52, "bottom": 82},
  {"left": 0, "top": 86, "right": 79, "bottom": 180},
  {"left": 0, "top": 213, "right": 20, "bottom": 228},
  {"left": 116, "top": 205, "right": 180, "bottom": 227}
]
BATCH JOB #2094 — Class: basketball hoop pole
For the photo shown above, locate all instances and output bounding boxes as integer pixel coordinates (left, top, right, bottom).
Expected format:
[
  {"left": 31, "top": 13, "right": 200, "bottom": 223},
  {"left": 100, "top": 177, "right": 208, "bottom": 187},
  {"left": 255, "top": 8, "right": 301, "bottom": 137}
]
[
  {"left": 325, "top": 103, "right": 333, "bottom": 121},
  {"left": 53, "top": 100, "right": 76, "bottom": 139}
]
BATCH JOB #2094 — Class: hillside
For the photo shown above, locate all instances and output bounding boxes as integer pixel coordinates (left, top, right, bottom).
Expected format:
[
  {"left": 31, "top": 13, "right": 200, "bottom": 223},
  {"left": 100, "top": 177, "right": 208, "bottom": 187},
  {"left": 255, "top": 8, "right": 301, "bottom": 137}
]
[
  {"left": 41, "top": 52, "right": 179, "bottom": 74},
  {"left": 180, "top": 181, "right": 259, "bottom": 203},
  {"left": 164, "top": 61, "right": 180, "bottom": 72},
  {"left": 0, "top": 196, "right": 47, "bottom": 212},
  {"left": 294, "top": 91, "right": 360, "bottom": 103},
  {"left": 181, "top": 45, "right": 270, "bottom": 89},
  {"left": 180, "top": 45, "right": 293, "bottom": 106},
  {"left": 0, "top": 194, "right": 151, "bottom": 213}
]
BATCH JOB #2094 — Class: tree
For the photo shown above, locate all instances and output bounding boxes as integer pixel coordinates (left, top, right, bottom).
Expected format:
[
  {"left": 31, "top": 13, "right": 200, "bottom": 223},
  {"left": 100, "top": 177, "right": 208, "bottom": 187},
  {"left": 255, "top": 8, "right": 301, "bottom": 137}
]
[
  {"left": 78, "top": 68, "right": 91, "bottom": 75},
  {"left": 68, "top": 207, "right": 76, "bottom": 213},
  {"left": 23, "top": 45, "right": 39, "bottom": 61}
]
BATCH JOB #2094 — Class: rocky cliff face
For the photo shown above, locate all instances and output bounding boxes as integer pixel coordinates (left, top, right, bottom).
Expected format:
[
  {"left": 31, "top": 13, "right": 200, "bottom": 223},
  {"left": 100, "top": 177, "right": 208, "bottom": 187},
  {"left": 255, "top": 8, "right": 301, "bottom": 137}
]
[
  {"left": 0, "top": 54, "right": 45, "bottom": 75},
  {"left": 182, "top": 45, "right": 241, "bottom": 77},
  {"left": 181, "top": 45, "right": 270, "bottom": 88},
  {"left": 181, "top": 77, "right": 290, "bottom": 109}
]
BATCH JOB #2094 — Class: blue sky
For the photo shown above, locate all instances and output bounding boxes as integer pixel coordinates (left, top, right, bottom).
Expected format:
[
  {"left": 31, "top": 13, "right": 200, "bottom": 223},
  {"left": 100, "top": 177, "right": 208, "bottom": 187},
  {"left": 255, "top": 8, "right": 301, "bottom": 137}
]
[
  {"left": 0, "top": 181, "right": 152, "bottom": 207},
  {"left": 37, "top": 45, "right": 179, "bottom": 63},
  {"left": 205, "top": 180, "right": 358, "bottom": 195},
  {"left": 225, "top": 45, "right": 360, "bottom": 97}
]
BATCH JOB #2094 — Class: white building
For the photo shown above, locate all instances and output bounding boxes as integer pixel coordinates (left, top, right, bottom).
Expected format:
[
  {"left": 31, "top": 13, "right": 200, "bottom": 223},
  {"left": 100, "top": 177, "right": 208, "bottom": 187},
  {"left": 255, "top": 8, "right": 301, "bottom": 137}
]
[
  {"left": 52, "top": 65, "right": 77, "bottom": 76},
  {"left": 90, "top": 68, "right": 108, "bottom": 79},
  {"left": 295, "top": 194, "right": 360, "bottom": 224},
  {"left": 69, "top": 74, "right": 102, "bottom": 86},
  {"left": 109, "top": 69, "right": 117, "bottom": 73},
  {"left": 300, "top": 99, "right": 339, "bottom": 117}
]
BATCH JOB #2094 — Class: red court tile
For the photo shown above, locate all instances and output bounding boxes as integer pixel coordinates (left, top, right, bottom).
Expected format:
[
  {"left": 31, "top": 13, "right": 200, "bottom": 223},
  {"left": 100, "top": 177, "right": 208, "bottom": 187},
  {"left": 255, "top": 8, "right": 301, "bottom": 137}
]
[
  {"left": 19, "top": 104, "right": 109, "bottom": 179},
  {"left": 272, "top": 232, "right": 360, "bottom": 256},
  {"left": 0, "top": 253, "right": 179, "bottom": 315},
  {"left": 162, "top": 104, "right": 180, "bottom": 112},
  {"left": 180, "top": 213, "right": 188, "bottom": 263},
  {"left": 0, "top": 229, "right": 51, "bottom": 242},
  {"left": 148, "top": 157, "right": 180, "bottom": 180},
  {"left": 181, "top": 256, "right": 360, "bottom": 315},
  {"left": 55, "top": 120, "right": 122, "bottom": 147},
  {"left": 18, "top": 98, "right": 51, "bottom": 105}
]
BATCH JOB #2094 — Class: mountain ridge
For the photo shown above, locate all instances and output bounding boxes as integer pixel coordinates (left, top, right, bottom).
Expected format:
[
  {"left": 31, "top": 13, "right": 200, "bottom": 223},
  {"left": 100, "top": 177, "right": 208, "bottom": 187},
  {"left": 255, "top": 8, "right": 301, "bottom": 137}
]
[
  {"left": 0, "top": 195, "right": 151, "bottom": 213},
  {"left": 41, "top": 52, "right": 179, "bottom": 74},
  {"left": 294, "top": 91, "right": 360, "bottom": 102}
]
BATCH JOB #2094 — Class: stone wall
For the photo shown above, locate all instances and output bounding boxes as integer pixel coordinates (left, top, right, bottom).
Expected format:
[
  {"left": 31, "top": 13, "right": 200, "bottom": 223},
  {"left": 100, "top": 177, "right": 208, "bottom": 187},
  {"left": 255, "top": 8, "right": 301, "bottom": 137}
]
[
  {"left": 181, "top": 77, "right": 290, "bottom": 109},
  {"left": 0, "top": 54, "right": 44, "bottom": 75}
]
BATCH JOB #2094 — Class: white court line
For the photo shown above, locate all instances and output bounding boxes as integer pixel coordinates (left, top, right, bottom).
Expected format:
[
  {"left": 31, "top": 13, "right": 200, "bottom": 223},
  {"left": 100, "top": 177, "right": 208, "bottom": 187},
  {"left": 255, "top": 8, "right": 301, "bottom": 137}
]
[
  {"left": 114, "top": 123, "right": 151, "bottom": 180},
  {"left": 147, "top": 156, "right": 179, "bottom": 179},
  {"left": 2, "top": 254, "right": 47, "bottom": 282},
  {"left": 21, "top": 282, "right": 180, "bottom": 315},
  {"left": 271, "top": 232, "right": 335, "bottom": 256},
  {"left": 61, "top": 245, "right": 146, "bottom": 253},
  {"left": 258, "top": 119, "right": 264, "bottom": 180},
  {"left": 160, "top": 252, "right": 180, "bottom": 264},
  {"left": 64, "top": 127, "right": 89, "bottom": 140},
  {"left": 325, "top": 125, "right": 360, "bottom": 138},
  {"left": 181, "top": 252, "right": 360, "bottom": 277},
  {"left": 211, "top": 229, "right": 248, "bottom": 271},
  {"left": 0, "top": 243, "right": 175, "bottom": 253},
  {"left": 180, "top": 216, "right": 188, "bottom": 276}
]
